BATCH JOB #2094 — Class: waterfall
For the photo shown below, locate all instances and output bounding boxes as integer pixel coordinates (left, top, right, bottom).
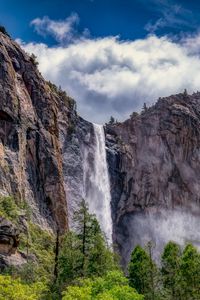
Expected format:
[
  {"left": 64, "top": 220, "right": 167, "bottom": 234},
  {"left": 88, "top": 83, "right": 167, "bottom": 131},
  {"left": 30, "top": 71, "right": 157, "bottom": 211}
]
[{"left": 83, "top": 123, "right": 113, "bottom": 245}]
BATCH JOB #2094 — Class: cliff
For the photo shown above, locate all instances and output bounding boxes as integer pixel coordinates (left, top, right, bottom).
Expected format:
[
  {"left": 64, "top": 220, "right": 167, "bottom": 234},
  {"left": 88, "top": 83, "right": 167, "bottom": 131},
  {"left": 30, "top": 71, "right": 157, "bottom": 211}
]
[
  {"left": 0, "top": 31, "right": 70, "bottom": 233},
  {"left": 106, "top": 92, "right": 200, "bottom": 264}
]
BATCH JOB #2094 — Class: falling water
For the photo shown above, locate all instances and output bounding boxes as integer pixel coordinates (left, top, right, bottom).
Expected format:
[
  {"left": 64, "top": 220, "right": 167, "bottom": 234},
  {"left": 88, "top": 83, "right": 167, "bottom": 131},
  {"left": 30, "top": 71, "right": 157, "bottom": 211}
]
[{"left": 83, "top": 123, "right": 113, "bottom": 245}]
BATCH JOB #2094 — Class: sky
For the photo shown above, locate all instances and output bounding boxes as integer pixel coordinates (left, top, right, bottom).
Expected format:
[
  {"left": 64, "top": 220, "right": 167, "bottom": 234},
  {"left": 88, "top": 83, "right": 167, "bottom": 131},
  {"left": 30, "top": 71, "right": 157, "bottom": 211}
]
[{"left": 2, "top": 0, "right": 200, "bottom": 123}]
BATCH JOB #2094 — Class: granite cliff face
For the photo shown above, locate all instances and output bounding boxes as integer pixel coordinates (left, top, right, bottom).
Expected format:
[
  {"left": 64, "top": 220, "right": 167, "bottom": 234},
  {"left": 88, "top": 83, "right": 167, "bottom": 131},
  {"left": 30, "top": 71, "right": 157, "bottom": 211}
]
[
  {"left": 106, "top": 92, "right": 200, "bottom": 264},
  {"left": 59, "top": 115, "right": 94, "bottom": 226},
  {"left": 0, "top": 32, "right": 70, "bottom": 233}
]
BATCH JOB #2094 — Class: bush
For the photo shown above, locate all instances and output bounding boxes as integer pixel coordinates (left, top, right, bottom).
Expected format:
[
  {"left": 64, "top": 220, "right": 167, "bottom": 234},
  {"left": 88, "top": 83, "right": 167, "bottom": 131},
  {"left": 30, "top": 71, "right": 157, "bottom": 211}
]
[
  {"left": 19, "top": 222, "right": 55, "bottom": 283},
  {"left": 62, "top": 271, "right": 143, "bottom": 300},
  {"left": 0, "top": 196, "right": 32, "bottom": 227},
  {"left": 0, "top": 196, "right": 19, "bottom": 222},
  {"left": 0, "top": 274, "right": 47, "bottom": 300}
]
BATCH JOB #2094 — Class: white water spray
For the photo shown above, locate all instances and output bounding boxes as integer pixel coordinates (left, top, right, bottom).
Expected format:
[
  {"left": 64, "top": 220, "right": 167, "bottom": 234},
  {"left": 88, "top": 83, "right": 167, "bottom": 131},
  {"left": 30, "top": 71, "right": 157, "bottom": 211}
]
[{"left": 83, "top": 124, "right": 113, "bottom": 245}]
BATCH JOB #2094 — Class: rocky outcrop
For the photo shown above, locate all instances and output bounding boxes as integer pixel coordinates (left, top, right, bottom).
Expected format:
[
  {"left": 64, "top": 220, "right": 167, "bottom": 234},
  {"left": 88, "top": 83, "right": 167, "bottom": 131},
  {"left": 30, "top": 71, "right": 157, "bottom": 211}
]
[
  {"left": 106, "top": 92, "right": 200, "bottom": 265},
  {"left": 0, "top": 32, "right": 70, "bottom": 233},
  {"left": 0, "top": 217, "right": 27, "bottom": 270},
  {"left": 0, "top": 217, "right": 20, "bottom": 255}
]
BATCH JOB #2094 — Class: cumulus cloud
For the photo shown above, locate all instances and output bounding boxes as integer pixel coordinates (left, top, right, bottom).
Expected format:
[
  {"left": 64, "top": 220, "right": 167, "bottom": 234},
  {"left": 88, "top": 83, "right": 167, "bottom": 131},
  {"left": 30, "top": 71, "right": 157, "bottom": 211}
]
[
  {"left": 31, "top": 13, "right": 80, "bottom": 42},
  {"left": 19, "top": 31, "right": 200, "bottom": 123}
]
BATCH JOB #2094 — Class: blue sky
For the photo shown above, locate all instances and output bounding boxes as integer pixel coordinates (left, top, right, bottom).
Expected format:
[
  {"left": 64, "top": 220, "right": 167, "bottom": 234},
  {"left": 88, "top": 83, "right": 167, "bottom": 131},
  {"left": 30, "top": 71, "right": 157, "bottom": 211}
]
[
  {"left": 2, "top": 0, "right": 200, "bottom": 123},
  {"left": 2, "top": 0, "right": 200, "bottom": 43}
]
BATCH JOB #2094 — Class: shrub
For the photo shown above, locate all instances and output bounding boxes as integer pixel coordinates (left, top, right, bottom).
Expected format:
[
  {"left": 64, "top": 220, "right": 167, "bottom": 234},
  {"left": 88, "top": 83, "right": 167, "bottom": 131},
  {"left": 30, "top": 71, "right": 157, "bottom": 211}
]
[
  {"left": 30, "top": 54, "right": 39, "bottom": 67},
  {"left": 0, "top": 274, "right": 47, "bottom": 300},
  {"left": 62, "top": 271, "right": 143, "bottom": 300},
  {"left": 47, "top": 81, "right": 75, "bottom": 109},
  {"left": 0, "top": 196, "right": 19, "bottom": 222}
]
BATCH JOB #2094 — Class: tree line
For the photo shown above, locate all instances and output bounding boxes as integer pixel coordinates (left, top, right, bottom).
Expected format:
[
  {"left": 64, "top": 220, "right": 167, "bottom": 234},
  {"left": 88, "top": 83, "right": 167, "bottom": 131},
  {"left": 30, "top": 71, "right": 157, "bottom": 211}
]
[
  {"left": 129, "top": 241, "right": 200, "bottom": 299},
  {"left": 1, "top": 197, "right": 200, "bottom": 299}
]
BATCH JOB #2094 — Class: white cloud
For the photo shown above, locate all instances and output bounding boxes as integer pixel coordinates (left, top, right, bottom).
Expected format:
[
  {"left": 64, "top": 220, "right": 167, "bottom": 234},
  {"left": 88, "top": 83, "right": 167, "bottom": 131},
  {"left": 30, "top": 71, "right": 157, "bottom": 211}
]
[
  {"left": 31, "top": 13, "right": 80, "bottom": 42},
  {"left": 19, "top": 33, "right": 200, "bottom": 123},
  {"left": 144, "top": 0, "right": 195, "bottom": 33}
]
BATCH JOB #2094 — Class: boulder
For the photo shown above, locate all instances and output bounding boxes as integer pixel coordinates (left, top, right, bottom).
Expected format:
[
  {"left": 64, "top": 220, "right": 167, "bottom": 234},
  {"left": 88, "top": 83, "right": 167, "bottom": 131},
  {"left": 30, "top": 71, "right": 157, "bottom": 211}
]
[{"left": 0, "top": 217, "right": 20, "bottom": 255}]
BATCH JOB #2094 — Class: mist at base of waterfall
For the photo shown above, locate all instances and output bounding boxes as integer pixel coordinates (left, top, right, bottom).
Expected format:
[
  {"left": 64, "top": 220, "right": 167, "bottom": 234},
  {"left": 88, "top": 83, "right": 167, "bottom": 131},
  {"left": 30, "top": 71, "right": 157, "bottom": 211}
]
[{"left": 119, "top": 208, "right": 200, "bottom": 264}]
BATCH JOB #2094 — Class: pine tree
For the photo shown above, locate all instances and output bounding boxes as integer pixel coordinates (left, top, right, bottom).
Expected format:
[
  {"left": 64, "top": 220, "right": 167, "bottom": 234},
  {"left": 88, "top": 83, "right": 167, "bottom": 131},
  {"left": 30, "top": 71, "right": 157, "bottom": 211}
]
[
  {"left": 57, "top": 199, "right": 116, "bottom": 289},
  {"left": 57, "top": 232, "right": 82, "bottom": 287},
  {"left": 129, "top": 243, "right": 161, "bottom": 300},
  {"left": 183, "top": 88, "right": 188, "bottom": 96},
  {"left": 180, "top": 244, "right": 200, "bottom": 299},
  {"left": 142, "top": 103, "right": 148, "bottom": 113},
  {"left": 145, "top": 241, "right": 160, "bottom": 300},
  {"left": 73, "top": 199, "right": 116, "bottom": 277},
  {"left": 161, "top": 241, "right": 182, "bottom": 300},
  {"left": 73, "top": 199, "right": 93, "bottom": 275},
  {"left": 128, "top": 245, "right": 152, "bottom": 295},
  {"left": 109, "top": 116, "right": 115, "bottom": 124},
  {"left": 86, "top": 218, "right": 116, "bottom": 276}
]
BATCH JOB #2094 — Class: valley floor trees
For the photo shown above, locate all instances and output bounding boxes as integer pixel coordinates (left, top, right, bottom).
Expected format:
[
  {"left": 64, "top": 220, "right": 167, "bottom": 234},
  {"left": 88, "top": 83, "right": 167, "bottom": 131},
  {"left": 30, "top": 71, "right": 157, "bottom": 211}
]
[
  {"left": 1, "top": 195, "right": 200, "bottom": 299},
  {"left": 128, "top": 241, "right": 200, "bottom": 300}
]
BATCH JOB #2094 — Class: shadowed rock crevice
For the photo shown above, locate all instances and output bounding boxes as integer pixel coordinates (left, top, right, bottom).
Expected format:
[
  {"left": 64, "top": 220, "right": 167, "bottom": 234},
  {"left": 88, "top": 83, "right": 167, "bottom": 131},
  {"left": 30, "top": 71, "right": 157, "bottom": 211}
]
[{"left": 0, "top": 110, "right": 13, "bottom": 122}]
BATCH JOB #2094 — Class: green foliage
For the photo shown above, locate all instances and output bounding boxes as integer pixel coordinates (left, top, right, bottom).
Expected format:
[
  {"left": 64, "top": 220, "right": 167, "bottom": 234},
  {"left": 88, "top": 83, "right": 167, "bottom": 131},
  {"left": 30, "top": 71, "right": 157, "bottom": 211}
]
[
  {"left": 47, "top": 81, "right": 76, "bottom": 136},
  {"left": 3, "top": 221, "right": 55, "bottom": 285},
  {"left": 128, "top": 245, "right": 152, "bottom": 295},
  {"left": 128, "top": 243, "right": 164, "bottom": 300},
  {"left": 129, "top": 242, "right": 200, "bottom": 300},
  {"left": 86, "top": 220, "right": 116, "bottom": 276},
  {"left": 57, "top": 200, "right": 117, "bottom": 290},
  {"left": 161, "top": 241, "right": 182, "bottom": 299},
  {"left": 62, "top": 271, "right": 143, "bottom": 300},
  {"left": 22, "top": 222, "right": 54, "bottom": 283},
  {"left": 57, "top": 231, "right": 83, "bottom": 286},
  {"left": 73, "top": 200, "right": 117, "bottom": 276},
  {"left": 0, "top": 274, "right": 47, "bottom": 300},
  {"left": 0, "top": 196, "right": 19, "bottom": 222},
  {"left": 2, "top": 195, "right": 200, "bottom": 300},
  {"left": 0, "top": 196, "right": 31, "bottom": 224},
  {"left": 47, "top": 81, "right": 75, "bottom": 109},
  {"left": 180, "top": 244, "right": 200, "bottom": 299},
  {"left": 0, "top": 195, "right": 53, "bottom": 283}
]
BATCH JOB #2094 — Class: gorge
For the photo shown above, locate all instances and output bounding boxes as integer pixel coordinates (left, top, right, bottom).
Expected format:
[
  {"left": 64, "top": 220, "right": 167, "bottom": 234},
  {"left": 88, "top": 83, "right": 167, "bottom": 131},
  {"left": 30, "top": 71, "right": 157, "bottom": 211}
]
[{"left": 1, "top": 30, "right": 200, "bottom": 268}]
